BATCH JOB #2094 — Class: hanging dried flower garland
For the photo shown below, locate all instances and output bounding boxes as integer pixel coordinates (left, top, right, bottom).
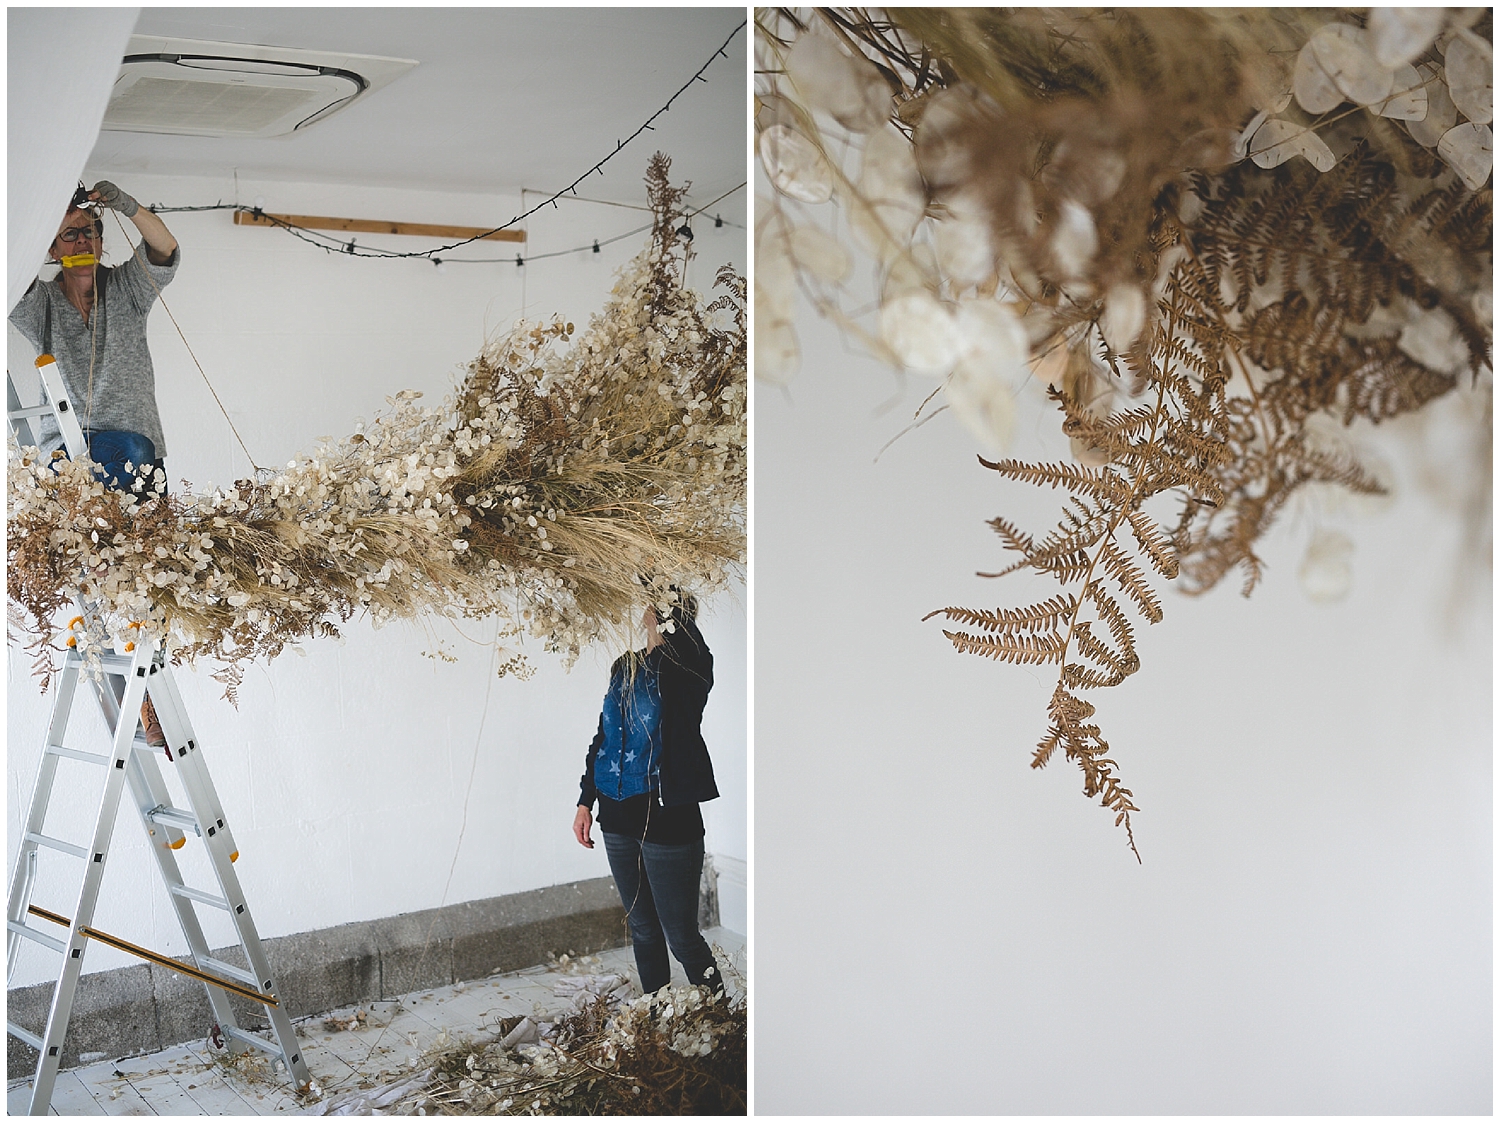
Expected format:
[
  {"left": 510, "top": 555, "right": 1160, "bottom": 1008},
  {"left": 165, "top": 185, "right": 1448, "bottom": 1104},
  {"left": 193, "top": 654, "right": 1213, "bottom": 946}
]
[
  {"left": 8, "top": 155, "right": 746, "bottom": 698},
  {"left": 757, "top": 8, "right": 1491, "bottom": 855}
]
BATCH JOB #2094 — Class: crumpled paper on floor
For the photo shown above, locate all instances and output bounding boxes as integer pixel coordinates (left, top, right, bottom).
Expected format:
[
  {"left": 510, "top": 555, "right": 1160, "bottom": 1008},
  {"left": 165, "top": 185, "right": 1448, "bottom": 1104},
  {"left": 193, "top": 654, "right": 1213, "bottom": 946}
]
[
  {"left": 315, "top": 1066, "right": 434, "bottom": 1116},
  {"left": 498, "top": 1016, "right": 544, "bottom": 1051},
  {"left": 551, "top": 972, "right": 632, "bottom": 1008}
]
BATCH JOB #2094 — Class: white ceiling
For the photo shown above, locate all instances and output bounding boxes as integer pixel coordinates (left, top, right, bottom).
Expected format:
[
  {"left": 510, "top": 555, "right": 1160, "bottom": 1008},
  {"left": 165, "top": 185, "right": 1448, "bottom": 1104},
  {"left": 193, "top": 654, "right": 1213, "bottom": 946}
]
[{"left": 85, "top": 7, "right": 748, "bottom": 222}]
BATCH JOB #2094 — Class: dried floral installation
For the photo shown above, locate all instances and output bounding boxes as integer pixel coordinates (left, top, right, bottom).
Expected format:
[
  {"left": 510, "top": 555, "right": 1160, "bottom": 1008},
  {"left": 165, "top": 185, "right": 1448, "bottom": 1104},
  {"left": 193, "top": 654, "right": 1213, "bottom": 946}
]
[
  {"left": 756, "top": 8, "right": 1492, "bottom": 855},
  {"left": 8, "top": 155, "right": 746, "bottom": 698}
]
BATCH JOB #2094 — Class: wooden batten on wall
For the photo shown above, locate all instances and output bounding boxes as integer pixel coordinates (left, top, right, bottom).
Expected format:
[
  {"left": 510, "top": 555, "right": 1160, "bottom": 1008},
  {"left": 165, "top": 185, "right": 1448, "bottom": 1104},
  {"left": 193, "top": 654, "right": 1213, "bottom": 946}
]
[{"left": 233, "top": 210, "right": 526, "bottom": 242}]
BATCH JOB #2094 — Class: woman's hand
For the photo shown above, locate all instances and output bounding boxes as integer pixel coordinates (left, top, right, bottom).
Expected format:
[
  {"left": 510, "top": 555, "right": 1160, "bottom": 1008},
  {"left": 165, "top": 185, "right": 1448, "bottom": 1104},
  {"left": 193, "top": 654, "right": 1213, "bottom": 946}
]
[
  {"left": 573, "top": 805, "right": 595, "bottom": 849},
  {"left": 91, "top": 181, "right": 178, "bottom": 265},
  {"left": 89, "top": 181, "right": 139, "bottom": 217}
]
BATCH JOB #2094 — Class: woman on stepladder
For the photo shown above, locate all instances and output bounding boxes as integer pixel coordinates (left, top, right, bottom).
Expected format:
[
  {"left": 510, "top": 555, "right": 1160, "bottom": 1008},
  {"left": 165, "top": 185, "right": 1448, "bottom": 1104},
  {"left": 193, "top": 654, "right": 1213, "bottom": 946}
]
[
  {"left": 9, "top": 180, "right": 180, "bottom": 748},
  {"left": 573, "top": 597, "right": 726, "bottom": 997},
  {"left": 10, "top": 181, "right": 180, "bottom": 493}
]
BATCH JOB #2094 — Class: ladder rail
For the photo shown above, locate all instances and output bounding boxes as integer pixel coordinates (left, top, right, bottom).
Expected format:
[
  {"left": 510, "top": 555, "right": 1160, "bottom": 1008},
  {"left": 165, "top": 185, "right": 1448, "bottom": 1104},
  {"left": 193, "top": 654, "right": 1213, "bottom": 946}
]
[
  {"left": 24, "top": 639, "right": 151, "bottom": 1114},
  {"left": 124, "top": 744, "right": 243, "bottom": 1037},
  {"left": 151, "top": 666, "right": 239, "bottom": 857},
  {"left": 7, "top": 373, "right": 40, "bottom": 448},
  {"left": 28, "top": 355, "right": 88, "bottom": 458},
  {"left": 7, "top": 654, "right": 83, "bottom": 980},
  {"left": 147, "top": 668, "right": 311, "bottom": 1085}
]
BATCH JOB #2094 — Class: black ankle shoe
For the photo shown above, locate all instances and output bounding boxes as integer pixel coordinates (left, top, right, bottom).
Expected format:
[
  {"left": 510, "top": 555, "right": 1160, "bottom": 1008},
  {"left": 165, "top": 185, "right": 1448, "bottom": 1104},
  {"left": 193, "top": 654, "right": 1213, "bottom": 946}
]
[{"left": 694, "top": 963, "right": 725, "bottom": 998}]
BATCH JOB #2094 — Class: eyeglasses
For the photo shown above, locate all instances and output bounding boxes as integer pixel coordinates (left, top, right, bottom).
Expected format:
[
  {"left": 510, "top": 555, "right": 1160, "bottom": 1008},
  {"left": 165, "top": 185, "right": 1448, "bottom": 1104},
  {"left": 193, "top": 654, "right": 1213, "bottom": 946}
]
[{"left": 57, "top": 226, "right": 98, "bottom": 244}]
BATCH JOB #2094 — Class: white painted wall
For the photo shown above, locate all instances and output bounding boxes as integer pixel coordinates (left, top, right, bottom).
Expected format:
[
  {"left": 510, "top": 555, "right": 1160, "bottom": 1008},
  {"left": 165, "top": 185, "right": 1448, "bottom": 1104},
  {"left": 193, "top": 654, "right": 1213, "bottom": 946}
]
[
  {"left": 755, "top": 292, "right": 1490, "bottom": 1111},
  {"left": 7, "top": 171, "right": 746, "bottom": 988}
]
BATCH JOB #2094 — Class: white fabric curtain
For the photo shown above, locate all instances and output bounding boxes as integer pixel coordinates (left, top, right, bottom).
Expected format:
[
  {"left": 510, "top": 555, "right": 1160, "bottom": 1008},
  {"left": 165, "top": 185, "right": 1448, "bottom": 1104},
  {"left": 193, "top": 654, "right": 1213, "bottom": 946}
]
[{"left": 8, "top": 8, "right": 139, "bottom": 313}]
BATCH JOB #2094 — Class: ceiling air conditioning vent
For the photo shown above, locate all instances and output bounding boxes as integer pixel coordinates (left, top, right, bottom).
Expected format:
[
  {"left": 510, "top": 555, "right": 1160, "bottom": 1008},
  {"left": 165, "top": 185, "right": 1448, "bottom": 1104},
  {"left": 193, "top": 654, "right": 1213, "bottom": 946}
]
[{"left": 102, "top": 36, "right": 417, "bottom": 139}]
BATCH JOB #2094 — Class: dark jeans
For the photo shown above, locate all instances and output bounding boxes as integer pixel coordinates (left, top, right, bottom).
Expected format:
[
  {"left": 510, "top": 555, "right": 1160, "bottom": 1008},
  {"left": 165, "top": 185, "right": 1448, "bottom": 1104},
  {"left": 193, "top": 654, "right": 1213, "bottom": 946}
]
[
  {"left": 602, "top": 832, "right": 720, "bottom": 994},
  {"left": 83, "top": 429, "right": 165, "bottom": 494}
]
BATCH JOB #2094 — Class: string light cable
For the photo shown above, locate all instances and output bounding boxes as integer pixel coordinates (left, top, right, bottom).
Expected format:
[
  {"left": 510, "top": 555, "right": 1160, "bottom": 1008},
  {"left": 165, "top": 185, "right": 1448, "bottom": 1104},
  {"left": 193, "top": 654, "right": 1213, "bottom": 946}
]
[
  {"left": 147, "top": 20, "right": 745, "bottom": 263},
  {"left": 148, "top": 182, "right": 747, "bottom": 267}
]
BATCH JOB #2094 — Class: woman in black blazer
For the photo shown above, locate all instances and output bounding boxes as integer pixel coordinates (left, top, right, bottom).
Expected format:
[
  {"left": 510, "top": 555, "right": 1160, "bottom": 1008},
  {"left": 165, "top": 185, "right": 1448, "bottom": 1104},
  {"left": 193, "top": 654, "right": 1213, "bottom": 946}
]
[{"left": 573, "top": 598, "right": 724, "bottom": 995}]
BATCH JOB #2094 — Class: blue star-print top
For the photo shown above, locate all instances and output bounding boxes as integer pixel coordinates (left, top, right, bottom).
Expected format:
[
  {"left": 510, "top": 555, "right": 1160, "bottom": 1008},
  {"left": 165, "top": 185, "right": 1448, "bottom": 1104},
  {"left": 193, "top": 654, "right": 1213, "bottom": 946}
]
[{"left": 594, "top": 658, "right": 662, "bottom": 800}]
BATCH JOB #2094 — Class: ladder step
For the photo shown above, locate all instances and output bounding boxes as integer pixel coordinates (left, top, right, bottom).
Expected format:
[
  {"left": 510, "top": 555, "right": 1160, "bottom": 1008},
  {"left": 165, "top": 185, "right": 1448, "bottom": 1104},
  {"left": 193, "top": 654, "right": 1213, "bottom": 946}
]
[
  {"left": 65, "top": 651, "right": 138, "bottom": 676},
  {"left": 169, "top": 884, "right": 229, "bottom": 910},
  {"left": 45, "top": 743, "right": 111, "bottom": 766},
  {"left": 146, "top": 806, "right": 200, "bottom": 835},
  {"left": 24, "top": 831, "right": 88, "bottom": 860},
  {"left": 9, "top": 404, "right": 55, "bottom": 421},
  {"left": 221, "top": 1025, "right": 285, "bottom": 1058},
  {"left": 7, "top": 1021, "right": 45, "bottom": 1053},
  {"left": 201, "top": 957, "right": 260, "bottom": 988},
  {"left": 7, "top": 920, "right": 66, "bottom": 954}
]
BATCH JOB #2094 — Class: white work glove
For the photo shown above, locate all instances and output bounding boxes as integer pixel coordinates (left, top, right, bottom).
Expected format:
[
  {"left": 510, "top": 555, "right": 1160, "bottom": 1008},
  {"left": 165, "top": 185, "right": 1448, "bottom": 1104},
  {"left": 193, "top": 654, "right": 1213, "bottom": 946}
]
[{"left": 90, "top": 181, "right": 139, "bottom": 218}]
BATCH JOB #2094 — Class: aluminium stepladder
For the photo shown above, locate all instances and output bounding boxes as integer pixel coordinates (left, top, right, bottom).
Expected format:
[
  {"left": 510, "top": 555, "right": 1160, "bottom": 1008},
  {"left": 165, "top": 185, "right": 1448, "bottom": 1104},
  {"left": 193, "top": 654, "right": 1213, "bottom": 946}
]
[{"left": 6, "top": 356, "right": 312, "bottom": 1113}]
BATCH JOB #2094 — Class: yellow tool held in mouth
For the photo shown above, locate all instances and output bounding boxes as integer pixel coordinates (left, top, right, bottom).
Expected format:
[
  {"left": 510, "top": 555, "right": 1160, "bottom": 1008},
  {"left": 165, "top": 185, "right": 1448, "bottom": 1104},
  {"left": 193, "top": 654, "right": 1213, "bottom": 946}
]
[{"left": 59, "top": 253, "right": 97, "bottom": 268}]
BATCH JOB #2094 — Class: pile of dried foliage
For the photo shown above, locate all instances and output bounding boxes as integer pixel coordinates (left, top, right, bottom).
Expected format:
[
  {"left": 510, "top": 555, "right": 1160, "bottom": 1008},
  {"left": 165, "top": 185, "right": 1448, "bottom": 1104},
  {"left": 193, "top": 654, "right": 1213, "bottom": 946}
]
[
  {"left": 8, "top": 156, "right": 745, "bottom": 696},
  {"left": 311, "top": 979, "right": 746, "bottom": 1117},
  {"left": 757, "top": 8, "right": 1491, "bottom": 854},
  {"left": 418, "top": 985, "right": 745, "bottom": 1116}
]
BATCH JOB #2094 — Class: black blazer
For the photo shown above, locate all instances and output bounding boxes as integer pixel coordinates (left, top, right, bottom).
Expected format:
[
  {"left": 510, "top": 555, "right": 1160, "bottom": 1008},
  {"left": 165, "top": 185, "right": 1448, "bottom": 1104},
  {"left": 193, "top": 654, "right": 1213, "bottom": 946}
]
[{"left": 578, "top": 608, "right": 719, "bottom": 809}]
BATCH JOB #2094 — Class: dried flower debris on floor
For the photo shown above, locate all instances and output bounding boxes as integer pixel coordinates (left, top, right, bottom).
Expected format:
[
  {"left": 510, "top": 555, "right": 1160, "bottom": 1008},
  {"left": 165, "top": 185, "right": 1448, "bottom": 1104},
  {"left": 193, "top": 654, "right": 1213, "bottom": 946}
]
[
  {"left": 9, "top": 945, "right": 746, "bottom": 1115},
  {"left": 336, "top": 982, "right": 746, "bottom": 1116}
]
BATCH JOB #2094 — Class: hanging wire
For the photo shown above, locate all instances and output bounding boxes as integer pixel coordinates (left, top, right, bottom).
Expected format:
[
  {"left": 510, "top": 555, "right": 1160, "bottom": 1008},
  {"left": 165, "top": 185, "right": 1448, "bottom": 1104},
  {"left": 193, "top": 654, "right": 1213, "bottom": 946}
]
[
  {"left": 101, "top": 207, "right": 265, "bottom": 472},
  {"left": 146, "top": 183, "right": 744, "bottom": 271},
  {"left": 145, "top": 182, "right": 745, "bottom": 265}
]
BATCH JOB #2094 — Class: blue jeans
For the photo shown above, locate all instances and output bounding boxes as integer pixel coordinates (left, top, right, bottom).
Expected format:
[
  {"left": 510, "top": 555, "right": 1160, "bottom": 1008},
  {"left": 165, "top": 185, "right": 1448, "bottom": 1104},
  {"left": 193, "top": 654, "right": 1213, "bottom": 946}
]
[
  {"left": 83, "top": 430, "right": 165, "bottom": 494},
  {"left": 602, "top": 832, "right": 720, "bottom": 994}
]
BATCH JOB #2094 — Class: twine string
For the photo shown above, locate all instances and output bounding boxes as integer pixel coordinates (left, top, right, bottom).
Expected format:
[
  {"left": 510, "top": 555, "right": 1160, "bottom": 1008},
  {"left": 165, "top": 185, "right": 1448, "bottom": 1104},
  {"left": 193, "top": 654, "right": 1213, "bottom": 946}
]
[{"left": 106, "top": 207, "right": 264, "bottom": 475}]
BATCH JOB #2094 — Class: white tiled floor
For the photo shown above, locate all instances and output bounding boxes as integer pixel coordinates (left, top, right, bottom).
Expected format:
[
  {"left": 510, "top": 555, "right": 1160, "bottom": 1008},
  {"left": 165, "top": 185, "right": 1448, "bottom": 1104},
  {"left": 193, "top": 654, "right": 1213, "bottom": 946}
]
[{"left": 7, "top": 927, "right": 745, "bottom": 1116}]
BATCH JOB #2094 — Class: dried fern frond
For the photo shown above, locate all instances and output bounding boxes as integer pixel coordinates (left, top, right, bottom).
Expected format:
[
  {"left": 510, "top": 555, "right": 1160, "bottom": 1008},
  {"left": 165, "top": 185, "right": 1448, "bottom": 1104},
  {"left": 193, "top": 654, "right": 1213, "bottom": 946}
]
[{"left": 758, "top": 7, "right": 1490, "bottom": 854}]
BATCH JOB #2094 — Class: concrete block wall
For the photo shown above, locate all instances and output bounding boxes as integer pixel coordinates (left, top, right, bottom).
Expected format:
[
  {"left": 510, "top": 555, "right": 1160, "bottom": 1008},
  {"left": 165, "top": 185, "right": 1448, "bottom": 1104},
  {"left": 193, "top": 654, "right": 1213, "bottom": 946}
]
[
  {"left": 7, "top": 877, "right": 628, "bottom": 1073},
  {"left": 6, "top": 171, "right": 747, "bottom": 992}
]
